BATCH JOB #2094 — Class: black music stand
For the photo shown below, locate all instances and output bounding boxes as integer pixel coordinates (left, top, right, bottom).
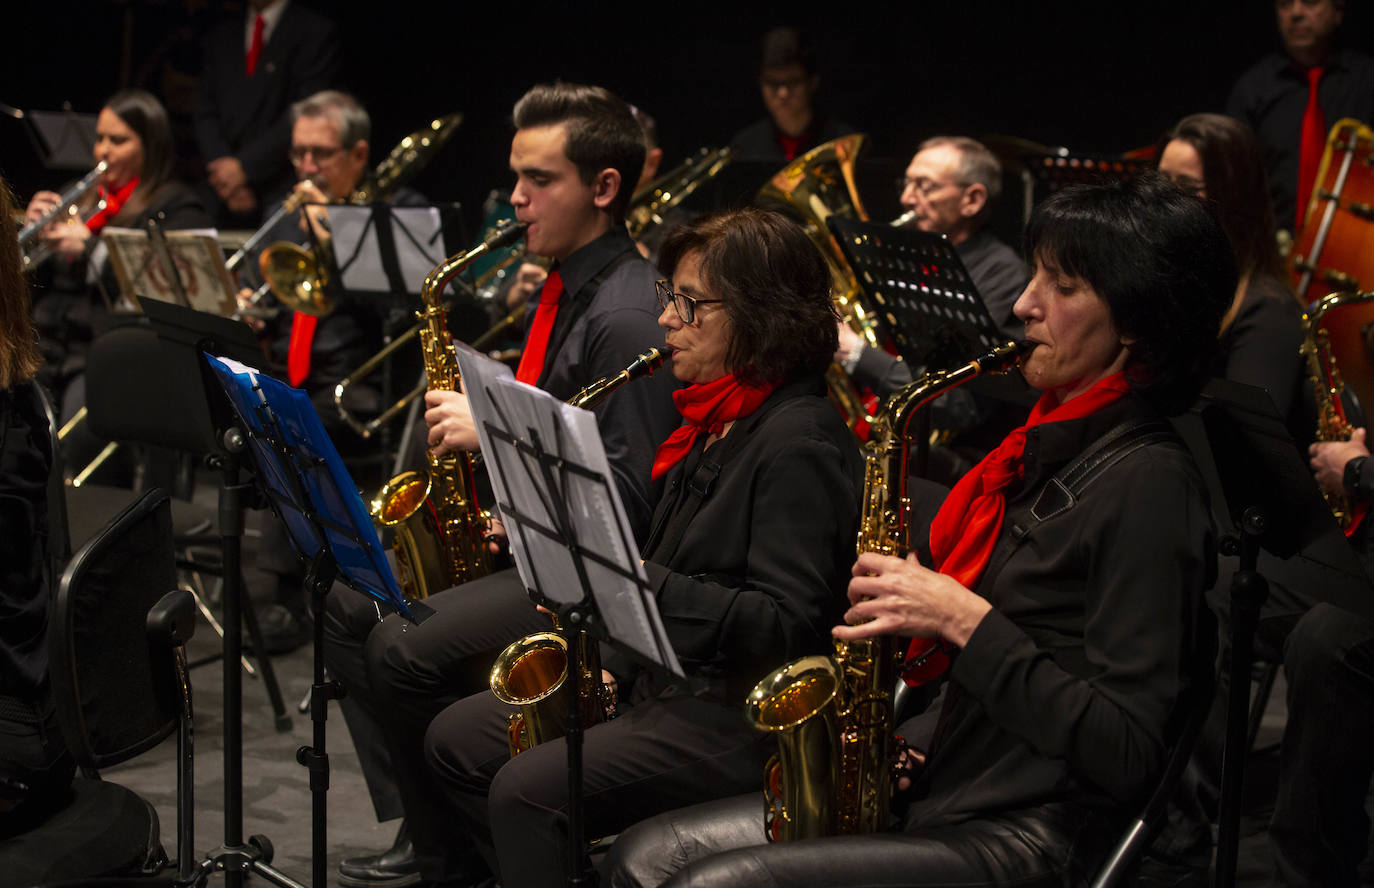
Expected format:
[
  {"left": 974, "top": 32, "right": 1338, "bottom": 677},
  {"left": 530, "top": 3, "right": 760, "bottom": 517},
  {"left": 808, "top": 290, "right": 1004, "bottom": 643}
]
[
  {"left": 1171, "top": 379, "right": 1374, "bottom": 887},
  {"left": 4, "top": 102, "right": 100, "bottom": 170},
  {"left": 828, "top": 216, "right": 1027, "bottom": 473},
  {"left": 1017, "top": 150, "right": 1153, "bottom": 227},
  {"left": 457, "top": 349, "right": 683, "bottom": 888},
  {"left": 204, "top": 353, "right": 412, "bottom": 888}
]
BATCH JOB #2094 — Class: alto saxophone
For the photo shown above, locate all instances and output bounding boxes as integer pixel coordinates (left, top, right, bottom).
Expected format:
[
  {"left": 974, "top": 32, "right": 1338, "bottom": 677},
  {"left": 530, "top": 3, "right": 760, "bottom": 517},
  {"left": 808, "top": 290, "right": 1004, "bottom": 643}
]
[
  {"left": 745, "top": 340, "right": 1029, "bottom": 841},
  {"left": 370, "top": 220, "right": 528, "bottom": 599},
  {"left": 489, "top": 347, "right": 666, "bottom": 757},
  {"left": 1302, "top": 291, "right": 1374, "bottom": 529}
]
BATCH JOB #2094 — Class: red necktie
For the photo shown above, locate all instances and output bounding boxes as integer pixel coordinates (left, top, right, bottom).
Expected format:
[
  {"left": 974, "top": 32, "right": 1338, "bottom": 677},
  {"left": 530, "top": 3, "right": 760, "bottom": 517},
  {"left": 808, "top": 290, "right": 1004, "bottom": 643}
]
[
  {"left": 1296, "top": 66, "right": 1326, "bottom": 230},
  {"left": 287, "top": 313, "right": 317, "bottom": 387},
  {"left": 246, "top": 14, "right": 265, "bottom": 77},
  {"left": 515, "top": 269, "right": 563, "bottom": 385}
]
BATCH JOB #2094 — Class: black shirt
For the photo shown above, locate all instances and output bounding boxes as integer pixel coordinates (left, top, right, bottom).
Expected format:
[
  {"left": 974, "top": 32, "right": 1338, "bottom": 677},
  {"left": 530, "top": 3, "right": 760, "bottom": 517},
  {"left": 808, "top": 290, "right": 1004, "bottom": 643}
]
[
  {"left": 727, "top": 115, "right": 858, "bottom": 163},
  {"left": 1216, "top": 272, "right": 1306, "bottom": 441},
  {"left": 526, "top": 227, "right": 683, "bottom": 545},
  {"left": 905, "top": 395, "right": 1213, "bottom": 826},
  {"left": 0, "top": 384, "right": 52, "bottom": 701},
  {"left": 1226, "top": 48, "right": 1374, "bottom": 231}
]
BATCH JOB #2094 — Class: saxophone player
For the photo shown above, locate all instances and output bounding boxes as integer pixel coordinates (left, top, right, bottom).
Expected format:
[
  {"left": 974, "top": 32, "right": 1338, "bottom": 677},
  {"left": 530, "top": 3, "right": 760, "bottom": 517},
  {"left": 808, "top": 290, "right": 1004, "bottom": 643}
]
[
  {"left": 422, "top": 207, "right": 862, "bottom": 888},
  {"left": 604, "top": 174, "right": 1234, "bottom": 888},
  {"left": 323, "top": 83, "right": 682, "bottom": 888}
]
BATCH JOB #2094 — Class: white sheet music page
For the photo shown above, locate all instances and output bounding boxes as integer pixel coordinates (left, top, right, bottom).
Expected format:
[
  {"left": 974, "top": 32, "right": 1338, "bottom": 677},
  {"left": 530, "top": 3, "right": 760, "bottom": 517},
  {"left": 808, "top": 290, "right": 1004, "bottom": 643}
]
[{"left": 456, "top": 348, "right": 682, "bottom": 676}]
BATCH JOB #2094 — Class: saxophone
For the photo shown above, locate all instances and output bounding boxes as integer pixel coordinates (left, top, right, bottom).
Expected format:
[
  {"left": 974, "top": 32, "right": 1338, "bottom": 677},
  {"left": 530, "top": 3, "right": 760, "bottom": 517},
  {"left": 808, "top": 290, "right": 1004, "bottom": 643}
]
[
  {"left": 489, "top": 347, "right": 666, "bottom": 757},
  {"left": 745, "top": 340, "right": 1029, "bottom": 841},
  {"left": 1301, "top": 290, "right": 1374, "bottom": 529},
  {"left": 370, "top": 220, "right": 528, "bottom": 599}
]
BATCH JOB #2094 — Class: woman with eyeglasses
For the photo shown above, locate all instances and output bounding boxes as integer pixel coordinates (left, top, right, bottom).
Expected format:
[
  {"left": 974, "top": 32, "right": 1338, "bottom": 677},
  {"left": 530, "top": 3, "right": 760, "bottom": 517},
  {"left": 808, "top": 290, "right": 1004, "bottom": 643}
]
[
  {"left": 1156, "top": 112, "right": 1305, "bottom": 438},
  {"left": 418, "top": 207, "right": 865, "bottom": 888},
  {"left": 23, "top": 90, "right": 211, "bottom": 421}
]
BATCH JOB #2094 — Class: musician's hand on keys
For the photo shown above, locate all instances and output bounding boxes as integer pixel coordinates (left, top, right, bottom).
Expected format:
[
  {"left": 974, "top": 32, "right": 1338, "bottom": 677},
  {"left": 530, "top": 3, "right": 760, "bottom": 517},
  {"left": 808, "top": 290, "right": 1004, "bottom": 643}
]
[{"left": 424, "top": 389, "right": 479, "bottom": 454}]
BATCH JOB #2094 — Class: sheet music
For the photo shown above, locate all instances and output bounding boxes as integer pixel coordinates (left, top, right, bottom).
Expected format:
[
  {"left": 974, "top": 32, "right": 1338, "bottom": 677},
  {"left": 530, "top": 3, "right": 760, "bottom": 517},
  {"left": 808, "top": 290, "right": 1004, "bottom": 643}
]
[
  {"left": 103, "top": 227, "right": 238, "bottom": 316},
  {"left": 456, "top": 349, "right": 683, "bottom": 676},
  {"left": 329, "top": 205, "right": 445, "bottom": 295}
]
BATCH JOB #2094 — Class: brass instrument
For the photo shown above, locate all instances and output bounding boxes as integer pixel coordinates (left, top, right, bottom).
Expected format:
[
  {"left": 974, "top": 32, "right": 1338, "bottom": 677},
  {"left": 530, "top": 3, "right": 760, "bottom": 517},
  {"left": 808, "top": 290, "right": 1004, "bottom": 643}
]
[
  {"left": 20, "top": 161, "right": 108, "bottom": 270},
  {"left": 1302, "top": 290, "right": 1374, "bottom": 528},
  {"left": 369, "top": 219, "right": 527, "bottom": 599},
  {"left": 756, "top": 135, "right": 880, "bottom": 433},
  {"left": 489, "top": 347, "right": 666, "bottom": 757},
  {"left": 627, "top": 146, "right": 734, "bottom": 240},
  {"left": 258, "top": 113, "right": 464, "bottom": 317},
  {"left": 746, "top": 340, "right": 1029, "bottom": 842},
  {"left": 334, "top": 303, "right": 528, "bottom": 440}
]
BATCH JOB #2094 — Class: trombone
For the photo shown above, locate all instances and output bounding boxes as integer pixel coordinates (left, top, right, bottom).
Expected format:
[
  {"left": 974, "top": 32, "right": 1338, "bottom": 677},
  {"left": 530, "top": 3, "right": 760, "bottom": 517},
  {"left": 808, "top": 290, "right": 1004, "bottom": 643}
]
[{"left": 333, "top": 302, "right": 528, "bottom": 439}]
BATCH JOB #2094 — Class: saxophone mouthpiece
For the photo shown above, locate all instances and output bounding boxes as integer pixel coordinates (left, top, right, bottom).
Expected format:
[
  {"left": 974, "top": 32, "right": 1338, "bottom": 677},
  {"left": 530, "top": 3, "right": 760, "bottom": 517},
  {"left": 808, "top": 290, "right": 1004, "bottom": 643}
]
[
  {"left": 488, "top": 220, "right": 530, "bottom": 250},
  {"left": 627, "top": 347, "right": 665, "bottom": 379}
]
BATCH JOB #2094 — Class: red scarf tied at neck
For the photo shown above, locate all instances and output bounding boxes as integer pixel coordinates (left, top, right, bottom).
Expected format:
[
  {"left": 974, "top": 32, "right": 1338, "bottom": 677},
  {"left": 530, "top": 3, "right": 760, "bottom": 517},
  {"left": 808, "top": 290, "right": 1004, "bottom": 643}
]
[
  {"left": 84, "top": 177, "right": 140, "bottom": 235},
  {"left": 900, "top": 371, "right": 1132, "bottom": 685},
  {"left": 651, "top": 373, "right": 776, "bottom": 481}
]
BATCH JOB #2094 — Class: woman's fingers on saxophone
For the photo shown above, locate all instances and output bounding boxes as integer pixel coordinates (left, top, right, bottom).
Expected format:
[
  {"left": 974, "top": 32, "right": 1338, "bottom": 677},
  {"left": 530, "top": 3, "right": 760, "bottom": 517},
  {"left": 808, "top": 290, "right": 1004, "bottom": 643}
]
[{"left": 424, "top": 389, "right": 479, "bottom": 453}]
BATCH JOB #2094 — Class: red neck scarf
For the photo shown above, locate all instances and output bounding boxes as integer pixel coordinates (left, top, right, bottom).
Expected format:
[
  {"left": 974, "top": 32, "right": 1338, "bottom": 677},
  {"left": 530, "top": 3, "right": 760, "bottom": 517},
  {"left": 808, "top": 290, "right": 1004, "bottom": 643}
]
[
  {"left": 651, "top": 374, "right": 776, "bottom": 481},
  {"left": 85, "top": 178, "right": 139, "bottom": 234},
  {"left": 901, "top": 371, "right": 1132, "bottom": 685}
]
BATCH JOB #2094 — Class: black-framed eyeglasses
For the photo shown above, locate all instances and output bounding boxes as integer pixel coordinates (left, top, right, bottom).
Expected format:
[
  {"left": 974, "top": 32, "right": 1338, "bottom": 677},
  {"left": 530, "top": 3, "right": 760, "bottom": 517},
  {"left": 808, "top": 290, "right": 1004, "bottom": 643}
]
[
  {"left": 289, "top": 145, "right": 344, "bottom": 166},
  {"left": 655, "top": 279, "right": 722, "bottom": 324}
]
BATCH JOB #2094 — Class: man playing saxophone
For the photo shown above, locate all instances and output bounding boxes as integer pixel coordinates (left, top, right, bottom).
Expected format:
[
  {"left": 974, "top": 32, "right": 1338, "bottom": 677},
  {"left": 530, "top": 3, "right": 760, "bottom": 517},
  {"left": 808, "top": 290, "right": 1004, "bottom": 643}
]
[
  {"left": 322, "top": 83, "right": 682, "bottom": 888},
  {"left": 603, "top": 174, "right": 1234, "bottom": 888},
  {"left": 422, "top": 207, "right": 863, "bottom": 887}
]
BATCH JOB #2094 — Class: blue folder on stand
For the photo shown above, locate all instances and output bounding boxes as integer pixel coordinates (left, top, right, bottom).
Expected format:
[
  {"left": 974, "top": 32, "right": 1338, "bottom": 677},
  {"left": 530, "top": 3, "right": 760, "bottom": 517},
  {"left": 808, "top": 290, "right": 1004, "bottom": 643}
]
[{"left": 206, "top": 353, "right": 410, "bottom": 618}]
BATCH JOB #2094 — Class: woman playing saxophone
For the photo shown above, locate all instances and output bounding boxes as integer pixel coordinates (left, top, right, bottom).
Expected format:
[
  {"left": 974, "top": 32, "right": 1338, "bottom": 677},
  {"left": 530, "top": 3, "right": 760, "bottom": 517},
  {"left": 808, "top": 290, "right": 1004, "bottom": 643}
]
[{"left": 604, "top": 173, "right": 1235, "bottom": 888}]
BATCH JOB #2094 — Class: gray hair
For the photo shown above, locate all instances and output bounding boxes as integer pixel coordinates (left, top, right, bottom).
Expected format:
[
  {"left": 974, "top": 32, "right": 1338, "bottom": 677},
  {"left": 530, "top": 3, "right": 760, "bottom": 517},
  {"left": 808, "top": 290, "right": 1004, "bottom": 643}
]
[
  {"left": 918, "top": 135, "right": 1003, "bottom": 209},
  {"left": 291, "top": 89, "right": 371, "bottom": 148}
]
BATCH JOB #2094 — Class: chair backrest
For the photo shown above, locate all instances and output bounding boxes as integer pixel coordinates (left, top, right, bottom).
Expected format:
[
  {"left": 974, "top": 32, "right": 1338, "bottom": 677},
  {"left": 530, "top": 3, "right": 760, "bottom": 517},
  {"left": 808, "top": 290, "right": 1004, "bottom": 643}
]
[{"left": 47, "top": 487, "right": 180, "bottom": 775}]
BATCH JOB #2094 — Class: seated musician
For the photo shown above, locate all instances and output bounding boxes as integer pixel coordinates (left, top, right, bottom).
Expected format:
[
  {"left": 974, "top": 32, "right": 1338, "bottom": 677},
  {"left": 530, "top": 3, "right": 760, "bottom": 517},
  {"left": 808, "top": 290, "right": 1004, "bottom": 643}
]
[
  {"left": 421, "top": 207, "right": 863, "bottom": 887},
  {"left": 23, "top": 89, "right": 211, "bottom": 428},
  {"left": 834, "top": 135, "right": 1027, "bottom": 398},
  {"left": 602, "top": 173, "right": 1234, "bottom": 888},
  {"left": 1157, "top": 112, "right": 1305, "bottom": 441},
  {"left": 323, "top": 82, "right": 681, "bottom": 888}
]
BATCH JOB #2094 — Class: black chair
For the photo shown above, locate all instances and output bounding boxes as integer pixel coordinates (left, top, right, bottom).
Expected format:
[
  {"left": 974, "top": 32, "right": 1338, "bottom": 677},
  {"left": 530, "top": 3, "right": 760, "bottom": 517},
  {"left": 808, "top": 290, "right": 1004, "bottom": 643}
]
[{"left": 0, "top": 489, "right": 197, "bottom": 887}]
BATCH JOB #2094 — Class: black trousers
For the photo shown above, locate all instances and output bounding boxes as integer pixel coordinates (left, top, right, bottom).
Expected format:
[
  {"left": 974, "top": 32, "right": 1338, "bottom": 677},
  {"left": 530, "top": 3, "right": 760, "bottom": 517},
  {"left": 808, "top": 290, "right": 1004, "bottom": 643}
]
[
  {"left": 322, "top": 567, "right": 546, "bottom": 883},
  {"left": 1269, "top": 602, "right": 1374, "bottom": 887},
  {"left": 601, "top": 792, "right": 1117, "bottom": 888},
  {"left": 425, "top": 683, "right": 773, "bottom": 888}
]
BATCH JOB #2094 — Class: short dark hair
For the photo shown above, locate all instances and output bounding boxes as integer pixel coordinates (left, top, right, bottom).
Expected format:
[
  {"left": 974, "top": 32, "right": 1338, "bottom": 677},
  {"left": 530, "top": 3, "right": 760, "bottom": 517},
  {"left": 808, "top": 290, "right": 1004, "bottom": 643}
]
[
  {"left": 657, "top": 208, "right": 838, "bottom": 387},
  {"left": 759, "top": 26, "right": 817, "bottom": 75},
  {"left": 0, "top": 176, "right": 42, "bottom": 389},
  {"left": 103, "top": 89, "right": 174, "bottom": 224},
  {"left": 1157, "top": 113, "right": 1282, "bottom": 281},
  {"left": 512, "top": 83, "right": 645, "bottom": 221},
  {"left": 1024, "top": 173, "right": 1237, "bottom": 414}
]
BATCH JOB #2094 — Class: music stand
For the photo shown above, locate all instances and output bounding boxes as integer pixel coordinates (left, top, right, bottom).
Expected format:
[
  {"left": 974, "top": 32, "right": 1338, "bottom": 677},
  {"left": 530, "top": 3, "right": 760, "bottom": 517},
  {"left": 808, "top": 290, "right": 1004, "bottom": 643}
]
[
  {"left": 1017, "top": 150, "right": 1153, "bottom": 227},
  {"left": 1171, "top": 379, "right": 1374, "bottom": 887},
  {"left": 457, "top": 348, "right": 683, "bottom": 888},
  {"left": 5, "top": 103, "right": 99, "bottom": 170},
  {"left": 204, "top": 354, "right": 412, "bottom": 888}
]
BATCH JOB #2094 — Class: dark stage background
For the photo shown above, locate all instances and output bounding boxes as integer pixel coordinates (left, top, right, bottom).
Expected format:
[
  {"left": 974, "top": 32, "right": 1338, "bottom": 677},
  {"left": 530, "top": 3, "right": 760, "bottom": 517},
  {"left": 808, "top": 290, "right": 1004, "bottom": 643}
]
[{"left": 5, "top": 1, "right": 1373, "bottom": 244}]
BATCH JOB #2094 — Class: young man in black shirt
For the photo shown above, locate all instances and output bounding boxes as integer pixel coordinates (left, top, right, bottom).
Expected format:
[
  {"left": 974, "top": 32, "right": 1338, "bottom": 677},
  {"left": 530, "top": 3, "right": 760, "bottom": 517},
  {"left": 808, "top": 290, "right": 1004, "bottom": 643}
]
[{"left": 325, "top": 82, "right": 681, "bottom": 888}]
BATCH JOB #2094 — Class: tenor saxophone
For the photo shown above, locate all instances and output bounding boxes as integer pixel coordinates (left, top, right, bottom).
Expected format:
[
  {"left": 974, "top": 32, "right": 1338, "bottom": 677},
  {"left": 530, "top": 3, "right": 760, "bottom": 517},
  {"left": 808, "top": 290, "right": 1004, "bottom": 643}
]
[
  {"left": 745, "top": 340, "right": 1030, "bottom": 841},
  {"left": 489, "top": 347, "right": 666, "bottom": 757},
  {"left": 370, "top": 219, "right": 528, "bottom": 599}
]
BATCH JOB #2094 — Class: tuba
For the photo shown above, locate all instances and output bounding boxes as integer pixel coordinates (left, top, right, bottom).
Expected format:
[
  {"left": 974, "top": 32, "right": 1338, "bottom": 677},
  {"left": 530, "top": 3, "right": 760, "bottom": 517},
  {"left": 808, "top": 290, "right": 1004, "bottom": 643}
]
[
  {"left": 1301, "top": 289, "right": 1374, "bottom": 528},
  {"left": 489, "top": 347, "right": 666, "bottom": 757},
  {"left": 756, "top": 135, "right": 880, "bottom": 433},
  {"left": 369, "top": 219, "right": 527, "bottom": 599},
  {"left": 745, "top": 340, "right": 1029, "bottom": 841},
  {"left": 259, "top": 113, "right": 464, "bottom": 317}
]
